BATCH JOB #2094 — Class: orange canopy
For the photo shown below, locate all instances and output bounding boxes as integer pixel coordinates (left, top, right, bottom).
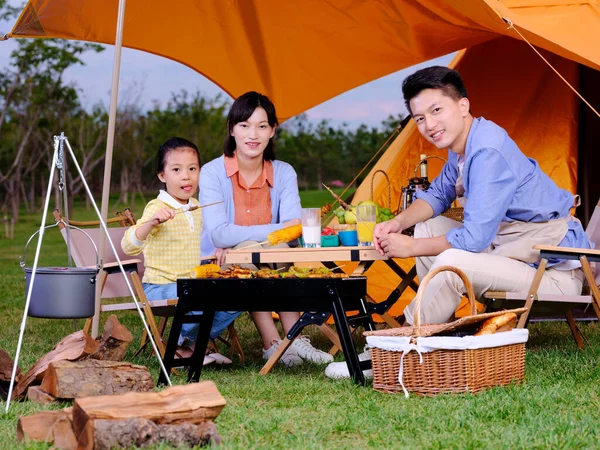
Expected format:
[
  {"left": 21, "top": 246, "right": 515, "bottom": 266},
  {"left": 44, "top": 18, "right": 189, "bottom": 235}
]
[{"left": 8, "top": 0, "right": 600, "bottom": 121}]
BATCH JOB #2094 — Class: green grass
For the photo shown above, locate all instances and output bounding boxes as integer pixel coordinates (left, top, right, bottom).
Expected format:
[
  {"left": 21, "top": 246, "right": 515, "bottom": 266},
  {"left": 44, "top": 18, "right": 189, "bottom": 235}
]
[{"left": 1, "top": 193, "right": 600, "bottom": 449}]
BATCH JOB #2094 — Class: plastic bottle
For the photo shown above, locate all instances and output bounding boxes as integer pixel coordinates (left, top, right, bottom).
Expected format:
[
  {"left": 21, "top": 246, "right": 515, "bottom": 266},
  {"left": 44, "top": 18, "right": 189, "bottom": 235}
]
[{"left": 419, "top": 154, "right": 428, "bottom": 180}]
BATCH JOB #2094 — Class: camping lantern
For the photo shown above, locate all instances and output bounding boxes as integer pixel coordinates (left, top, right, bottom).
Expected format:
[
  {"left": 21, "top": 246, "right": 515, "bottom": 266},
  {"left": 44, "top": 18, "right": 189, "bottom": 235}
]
[{"left": 21, "top": 225, "right": 100, "bottom": 319}]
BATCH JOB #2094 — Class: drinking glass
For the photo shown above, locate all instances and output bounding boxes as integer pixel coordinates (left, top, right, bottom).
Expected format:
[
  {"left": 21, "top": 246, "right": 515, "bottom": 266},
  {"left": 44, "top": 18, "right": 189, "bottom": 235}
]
[
  {"left": 356, "top": 204, "right": 377, "bottom": 246},
  {"left": 301, "top": 208, "right": 321, "bottom": 248}
]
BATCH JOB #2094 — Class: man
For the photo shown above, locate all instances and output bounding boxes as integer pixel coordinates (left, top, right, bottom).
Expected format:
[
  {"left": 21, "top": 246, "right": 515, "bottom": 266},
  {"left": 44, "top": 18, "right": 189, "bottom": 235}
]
[{"left": 374, "top": 66, "right": 591, "bottom": 326}]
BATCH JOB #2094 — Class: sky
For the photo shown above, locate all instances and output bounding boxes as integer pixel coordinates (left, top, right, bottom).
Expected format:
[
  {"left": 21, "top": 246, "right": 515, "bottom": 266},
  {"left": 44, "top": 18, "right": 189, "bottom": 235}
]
[{"left": 0, "top": 3, "right": 454, "bottom": 130}]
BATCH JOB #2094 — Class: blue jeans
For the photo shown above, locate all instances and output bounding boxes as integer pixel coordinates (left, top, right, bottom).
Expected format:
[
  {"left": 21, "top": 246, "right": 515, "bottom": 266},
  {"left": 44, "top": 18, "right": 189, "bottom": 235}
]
[{"left": 143, "top": 282, "right": 241, "bottom": 346}]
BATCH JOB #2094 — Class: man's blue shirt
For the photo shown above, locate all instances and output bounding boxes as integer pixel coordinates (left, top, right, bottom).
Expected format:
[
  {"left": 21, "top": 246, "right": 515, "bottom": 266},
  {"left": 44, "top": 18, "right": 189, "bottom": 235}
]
[{"left": 415, "top": 117, "right": 591, "bottom": 261}]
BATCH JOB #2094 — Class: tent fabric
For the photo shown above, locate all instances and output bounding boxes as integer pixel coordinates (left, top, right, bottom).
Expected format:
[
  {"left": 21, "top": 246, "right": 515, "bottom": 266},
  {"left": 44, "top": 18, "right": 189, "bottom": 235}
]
[
  {"left": 352, "top": 36, "right": 581, "bottom": 318},
  {"left": 8, "top": 0, "right": 600, "bottom": 121}
]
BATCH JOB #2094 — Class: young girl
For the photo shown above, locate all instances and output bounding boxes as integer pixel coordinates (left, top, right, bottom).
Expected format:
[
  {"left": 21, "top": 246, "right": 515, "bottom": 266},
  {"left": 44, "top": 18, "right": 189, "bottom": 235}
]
[
  {"left": 200, "top": 92, "right": 333, "bottom": 366},
  {"left": 122, "top": 137, "right": 238, "bottom": 365}
]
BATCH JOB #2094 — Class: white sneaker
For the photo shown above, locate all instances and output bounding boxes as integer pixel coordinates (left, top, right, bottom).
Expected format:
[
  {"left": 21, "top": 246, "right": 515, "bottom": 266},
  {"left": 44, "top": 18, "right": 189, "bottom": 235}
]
[
  {"left": 207, "top": 348, "right": 233, "bottom": 365},
  {"left": 263, "top": 340, "right": 303, "bottom": 367},
  {"left": 324, "top": 345, "right": 372, "bottom": 379},
  {"left": 291, "top": 336, "right": 334, "bottom": 364},
  {"left": 325, "top": 362, "right": 372, "bottom": 380}
]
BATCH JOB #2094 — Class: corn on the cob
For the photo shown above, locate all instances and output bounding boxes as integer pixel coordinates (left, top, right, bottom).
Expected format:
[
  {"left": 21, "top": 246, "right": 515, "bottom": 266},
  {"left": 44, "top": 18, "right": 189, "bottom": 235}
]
[
  {"left": 267, "top": 224, "right": 303, "bottom": 246},
  {"left": 189, "top": 263, "right": 221, "bottom": 278}
]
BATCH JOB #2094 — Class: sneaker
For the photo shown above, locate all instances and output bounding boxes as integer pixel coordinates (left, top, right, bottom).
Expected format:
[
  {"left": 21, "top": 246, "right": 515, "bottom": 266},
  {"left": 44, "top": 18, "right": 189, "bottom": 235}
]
[
  {"left": 175, "top": 346, "right": 215, "bottom": 367},
  {"left": 325, "top": 362, "right": 372, "bottom": 380},
  {"left": 263, "top": 340, "right": 303, "bottom": 367},
  {"left": 324, "top": 345, "right": 372, "bottom": 379},
  {"left": 291, "top": 336, "right": 334, "bottom": 364},
  {"left": 206, "top": 348, "right": 233, "bottom": 365}
]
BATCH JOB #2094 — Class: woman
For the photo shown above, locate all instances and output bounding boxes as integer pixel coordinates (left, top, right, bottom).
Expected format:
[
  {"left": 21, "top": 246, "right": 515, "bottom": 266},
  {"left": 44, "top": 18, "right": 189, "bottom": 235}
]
[{"left": 200, "top": 91, "right": 332, "bottom": 366}]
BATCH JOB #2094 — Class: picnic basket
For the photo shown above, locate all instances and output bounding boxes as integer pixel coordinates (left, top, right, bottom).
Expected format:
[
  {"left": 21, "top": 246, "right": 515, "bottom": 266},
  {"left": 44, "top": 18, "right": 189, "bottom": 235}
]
[{"left": 364, "top": 266, "right": 527, "bottom": 397}]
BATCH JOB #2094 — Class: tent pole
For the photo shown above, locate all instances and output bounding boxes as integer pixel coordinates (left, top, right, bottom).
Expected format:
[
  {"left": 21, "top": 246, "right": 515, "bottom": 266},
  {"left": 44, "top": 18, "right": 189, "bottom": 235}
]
[{"left": 93, "top": 0, "right": 127, "bottom": 338}]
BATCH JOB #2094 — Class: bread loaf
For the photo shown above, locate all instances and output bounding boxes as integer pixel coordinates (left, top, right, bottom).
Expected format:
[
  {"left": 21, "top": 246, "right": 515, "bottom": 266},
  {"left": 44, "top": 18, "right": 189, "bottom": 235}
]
[{"left": 474, "top": 312, "right": 517, "bottom": 336}]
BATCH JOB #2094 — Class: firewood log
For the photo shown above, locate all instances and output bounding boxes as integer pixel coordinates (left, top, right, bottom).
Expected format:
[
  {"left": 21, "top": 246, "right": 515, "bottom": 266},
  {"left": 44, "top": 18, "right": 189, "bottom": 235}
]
[
  {"left": 89, "top": 315, "right": 133, "bottom": 362},
  {"left": 0, "top": 348, "right": 21, "bottom": 382},
  {"left": 77, "top": 418, "right": 221, "bottom": 449},
  {"left": 27, "top": 385, "right": 57, "bottom": 405},
  {"left": 16, "top": 407, "right": 72, "bottom": 443},
  {"left": 40, "top": 360, "right": 154, "bottom": 399},
  {"left": 72, "top": 381, "right": 226, "bottom": 438},
  {"left": 0, "top": 349, "right": 21, "bottom": 401},
  {"left": 13, "top": 331, "right": 98, "bottom": 400},
  {"left": 52, "top": 415, "right": 78, "bottom": 450}
]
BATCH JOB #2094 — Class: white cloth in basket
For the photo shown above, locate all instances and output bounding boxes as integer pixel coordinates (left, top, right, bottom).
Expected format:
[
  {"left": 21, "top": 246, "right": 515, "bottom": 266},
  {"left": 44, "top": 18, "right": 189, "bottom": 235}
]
[{"left": 366, "top": 329, "right": 529, "bottom": 398}]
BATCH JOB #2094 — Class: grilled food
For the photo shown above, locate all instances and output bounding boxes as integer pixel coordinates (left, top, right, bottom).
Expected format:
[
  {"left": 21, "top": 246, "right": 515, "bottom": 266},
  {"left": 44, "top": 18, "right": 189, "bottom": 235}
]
[
  {"left": 266, "top": 224, "right": 303, "bottom": 246},
  {"left": 189, "top": 264, "right": 221, "bottom": 278}
]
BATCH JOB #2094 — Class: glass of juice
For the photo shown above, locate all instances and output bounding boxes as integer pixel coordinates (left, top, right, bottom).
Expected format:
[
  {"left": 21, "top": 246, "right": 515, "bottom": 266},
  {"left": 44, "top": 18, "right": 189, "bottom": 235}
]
[
  {"left": 301, "top": 208, "right": 321, "bottom": 248},
  {"left": 356, "top": 204, "right": 377, "bottom": 246}
]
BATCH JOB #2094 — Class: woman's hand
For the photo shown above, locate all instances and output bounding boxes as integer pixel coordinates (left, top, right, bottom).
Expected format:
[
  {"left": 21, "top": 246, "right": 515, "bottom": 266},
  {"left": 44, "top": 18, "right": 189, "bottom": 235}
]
[
  {"left": 282, "top": 218, "right": 301, "bottom": 228},
  {"left": 214, "top": 247, "right": 229, "bottom": 266}
]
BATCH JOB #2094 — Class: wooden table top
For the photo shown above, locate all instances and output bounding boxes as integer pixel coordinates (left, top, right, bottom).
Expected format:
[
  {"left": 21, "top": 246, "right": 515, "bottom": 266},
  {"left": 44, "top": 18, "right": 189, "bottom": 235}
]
[{"left": 225, "top": 245, "right": 388, "bottom": 264}]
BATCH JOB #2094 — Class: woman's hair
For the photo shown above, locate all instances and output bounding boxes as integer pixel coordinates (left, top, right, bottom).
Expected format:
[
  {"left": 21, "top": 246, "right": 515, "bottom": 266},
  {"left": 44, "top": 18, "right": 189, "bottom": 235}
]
[
  {"left": 223, "top": 91, "right": 278, "bottom": 160},
  {"left": 156, "top": 137, "right": 201, "bottom": 174},
  {"left": 402, "top": 66, "right": 468, "bottom": 116}
]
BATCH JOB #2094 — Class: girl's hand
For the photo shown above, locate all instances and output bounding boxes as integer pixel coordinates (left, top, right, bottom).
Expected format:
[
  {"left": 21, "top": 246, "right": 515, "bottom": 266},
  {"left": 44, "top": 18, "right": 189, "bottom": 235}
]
[
  {"left": 150, "top": 207, "right": 175, "bottom": 226},
  {"left": 214, "top": 248, "right": 229, "bottom": 266},
  {"left": 282, "top": 218, "right": 301, "bottom": 228}
]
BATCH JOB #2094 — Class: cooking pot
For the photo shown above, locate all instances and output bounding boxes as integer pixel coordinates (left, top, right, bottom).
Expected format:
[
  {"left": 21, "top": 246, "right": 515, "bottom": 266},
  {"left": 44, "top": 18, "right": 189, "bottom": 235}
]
[{"left": 21, "top": 224, "right": 100, "bottom": 319}]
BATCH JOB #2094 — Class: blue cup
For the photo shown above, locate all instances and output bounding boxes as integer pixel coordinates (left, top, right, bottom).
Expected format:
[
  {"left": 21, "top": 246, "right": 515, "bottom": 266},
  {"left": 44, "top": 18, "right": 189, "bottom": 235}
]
[{"left": 338, "top": 230, "right": 358, "bottom": 246}]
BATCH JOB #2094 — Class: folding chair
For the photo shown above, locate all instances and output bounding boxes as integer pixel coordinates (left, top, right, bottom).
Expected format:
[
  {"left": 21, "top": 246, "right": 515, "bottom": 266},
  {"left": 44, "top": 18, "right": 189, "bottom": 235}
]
[
  {"left": 52, "top": 209, "right": 245, "bottom": 362},
  {"left": 484, "top": 199, "right": 600, "bottom": 348}
]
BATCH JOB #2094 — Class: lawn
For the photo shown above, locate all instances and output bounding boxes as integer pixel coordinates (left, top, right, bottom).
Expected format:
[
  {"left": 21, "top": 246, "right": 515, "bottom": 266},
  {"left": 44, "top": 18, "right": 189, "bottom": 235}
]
[{"left": 1, "top": 192, "right": 600, "bottom": 449}]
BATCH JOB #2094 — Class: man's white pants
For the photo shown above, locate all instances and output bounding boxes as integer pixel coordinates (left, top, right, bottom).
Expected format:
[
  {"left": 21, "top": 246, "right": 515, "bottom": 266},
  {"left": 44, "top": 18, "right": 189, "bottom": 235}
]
[{"left": 402, "top": 216, "right": 584, "bottom": 325}]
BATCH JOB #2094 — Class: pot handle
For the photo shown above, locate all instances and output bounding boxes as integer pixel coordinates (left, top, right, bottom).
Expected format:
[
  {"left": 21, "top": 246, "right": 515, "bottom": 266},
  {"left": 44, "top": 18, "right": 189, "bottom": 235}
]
[{"left": 21, "top": 222, "right": 102, "bottom": 272}]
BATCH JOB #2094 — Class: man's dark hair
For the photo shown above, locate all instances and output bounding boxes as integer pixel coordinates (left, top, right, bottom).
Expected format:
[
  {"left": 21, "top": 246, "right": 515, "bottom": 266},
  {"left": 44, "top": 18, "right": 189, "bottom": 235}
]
[
  {"left": 156, "top": 137, "right": 200, "bottom": 174},
  {"left": 223, "top": 91, "right": 279, "bottom": 161},
  {"left": 402, "top": 66, "right": 468, "bottom": 116}
]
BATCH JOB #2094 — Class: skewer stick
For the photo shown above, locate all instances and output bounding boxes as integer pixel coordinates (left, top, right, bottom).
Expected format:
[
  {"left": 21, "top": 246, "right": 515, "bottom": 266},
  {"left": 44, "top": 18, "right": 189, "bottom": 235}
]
[
  {"left": 236, "top": 240, "right": 269, "bottom": 251},
  {"left": 138, "top": 200, "right": 224, "bottom": 225},
  {"left": 322, "top": 183, "right": 350, "bottom": 209}
]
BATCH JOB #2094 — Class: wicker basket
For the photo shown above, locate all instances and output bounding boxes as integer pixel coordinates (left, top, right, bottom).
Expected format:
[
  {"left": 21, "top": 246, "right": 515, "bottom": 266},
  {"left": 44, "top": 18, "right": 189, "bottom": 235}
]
[{"left": 367, "top": 266, "right": 527, "bottom": 396}]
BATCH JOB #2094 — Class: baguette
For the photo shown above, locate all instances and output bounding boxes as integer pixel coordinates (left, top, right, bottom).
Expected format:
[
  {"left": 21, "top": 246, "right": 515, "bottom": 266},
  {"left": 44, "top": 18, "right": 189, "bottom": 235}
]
[{"left": 474, "top": 312, "right": 517, "bottom": 336}]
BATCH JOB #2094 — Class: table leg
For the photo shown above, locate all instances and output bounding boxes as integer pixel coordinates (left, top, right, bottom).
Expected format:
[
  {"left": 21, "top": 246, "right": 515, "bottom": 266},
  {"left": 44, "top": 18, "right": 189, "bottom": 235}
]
[
  {"left": 188, "top": 311, "right": 215, "bottom": 382},
  {"left": 329, "top": 287, "right": 365, "bottom": 386}
]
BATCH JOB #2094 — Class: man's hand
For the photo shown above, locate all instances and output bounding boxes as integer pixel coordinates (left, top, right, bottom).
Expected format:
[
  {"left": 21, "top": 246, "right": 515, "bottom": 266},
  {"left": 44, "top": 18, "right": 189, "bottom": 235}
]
[
  {"left": 214, "top": 248, "right": 229, "bottom": 267},
  {"left": 378, "top": 232, "right": 415, "bottom": 259},
  {"left": 373, "top": 218, "right": 403, "bottom": 255}
]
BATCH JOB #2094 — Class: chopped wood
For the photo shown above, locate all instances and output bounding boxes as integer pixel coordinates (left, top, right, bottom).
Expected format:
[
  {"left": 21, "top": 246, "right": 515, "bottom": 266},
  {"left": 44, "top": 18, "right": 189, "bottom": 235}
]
[
  {"left": 52, "top": 415, "right": 78, "bottom": 450},
  {"left": 40, "top": 360, "right": 154, "bottom": 399},
  {"left": 27, "top": 385, "right": 57, "bottom": 405},
  {"left": 16, "top": 407, "right": 73, "bottom": 443},
  {"left": 0, "top": 349, "right": 21, "bottom": 400},
  {"left": 0, "top": 348, "right": 21, "bottom": 382},
  {"left": 89, "top": 315, "right": 133, "bottom": 362},
  {"left": 78, "top": 418, "right": 221, "bottom": 449},
  {"left": 13, "top": 331, "right": 98, "bottom": 400},
  {"left": 72, "top": 381, "right": 226, "bottom": 438}
]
